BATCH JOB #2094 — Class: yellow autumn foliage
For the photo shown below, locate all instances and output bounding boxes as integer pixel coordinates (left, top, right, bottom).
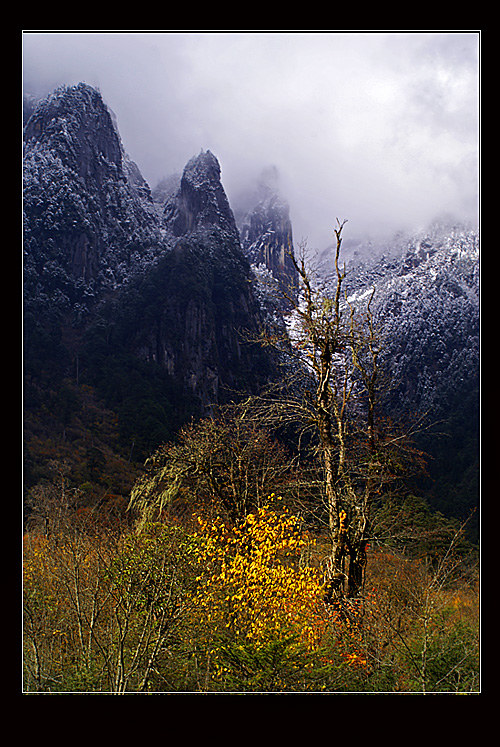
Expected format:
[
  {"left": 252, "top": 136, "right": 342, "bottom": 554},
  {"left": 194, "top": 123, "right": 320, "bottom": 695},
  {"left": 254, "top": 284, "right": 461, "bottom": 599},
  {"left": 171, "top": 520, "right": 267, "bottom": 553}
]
[{"left": 193, "top": 502, "right": 326, "bottom": 650}]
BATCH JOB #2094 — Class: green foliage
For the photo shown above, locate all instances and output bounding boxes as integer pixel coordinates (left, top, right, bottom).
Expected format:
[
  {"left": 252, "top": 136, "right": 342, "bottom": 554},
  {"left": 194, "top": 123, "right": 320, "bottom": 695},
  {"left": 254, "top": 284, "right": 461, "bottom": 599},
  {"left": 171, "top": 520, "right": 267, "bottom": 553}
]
[
  {"left": 371, "top": 493, "right": 477, "bottom": 560},
  {"left": 415, "top": 379, "right": 480, "bottom": 541},
  {"left": 23, "top": 381, "right": 138, "bottom": 519},
  {"left": 213, "top": 636, "right": 327, "bottom": 692},
  {"left": 403, "top": 617, "right": 479, "bottom": 693}
]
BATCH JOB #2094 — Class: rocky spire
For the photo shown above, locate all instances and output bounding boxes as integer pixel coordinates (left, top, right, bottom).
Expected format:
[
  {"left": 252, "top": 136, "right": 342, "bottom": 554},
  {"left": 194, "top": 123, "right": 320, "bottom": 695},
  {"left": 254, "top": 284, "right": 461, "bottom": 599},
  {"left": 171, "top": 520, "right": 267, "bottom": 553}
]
[
  {"left": 238, "top": 166, "right": 298, "bottom": 302},
  {"left": 24, "top": 82, "right": 124, "bottom": 182},
  {"left": 122, "top": 148, "right": 275, "bottom": 412},
  {"left": 163, "top": 150, "right": 239, "bottom": 240},
  {"left": 23, "top": 83, "right": 161, "bottom": 288}
]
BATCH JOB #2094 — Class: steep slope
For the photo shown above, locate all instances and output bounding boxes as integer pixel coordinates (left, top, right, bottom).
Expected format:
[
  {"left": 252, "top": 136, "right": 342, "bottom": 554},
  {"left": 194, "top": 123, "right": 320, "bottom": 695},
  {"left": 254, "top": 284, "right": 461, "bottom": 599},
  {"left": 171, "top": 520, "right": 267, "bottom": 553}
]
[
  {"left": 101, "top": 150, "right": 275, "bottom": 415},
  {"left": 23, "top": 85, "right": 276, "bottom": 482},
  {"left": 339, "top": 220, "right": 479, "bottom": 416},
  {"left": 23, "top": 83, "right": 165, "bottom": 397},
  {"left": 231, "top": 166, "right": 300, "bottom": 350},
  {"left": 318, "top": 219, "right": 479, "bottom": 524},
  {"left": 163, "top": 150, "right": 238, "bottom": 240},
  {"left": 23, "top": 83, "right": 163, "bottom": 293},
  {"left": 237, "top": 166, "right": 298, "bottom": 304}
]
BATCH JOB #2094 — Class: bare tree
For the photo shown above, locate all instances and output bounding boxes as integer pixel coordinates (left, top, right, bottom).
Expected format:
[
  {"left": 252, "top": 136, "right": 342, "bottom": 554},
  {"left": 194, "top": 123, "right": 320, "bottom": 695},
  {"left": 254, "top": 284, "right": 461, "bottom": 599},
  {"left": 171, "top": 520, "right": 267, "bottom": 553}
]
[
  {"left": 366, "top": 515, "right": 479, "bottom": 692},
  {"left": 127, "top": 404, "right": 294, "bottom": 527},
  {"left": 246, "top": 220, "right": 423, "bottom": 601}
]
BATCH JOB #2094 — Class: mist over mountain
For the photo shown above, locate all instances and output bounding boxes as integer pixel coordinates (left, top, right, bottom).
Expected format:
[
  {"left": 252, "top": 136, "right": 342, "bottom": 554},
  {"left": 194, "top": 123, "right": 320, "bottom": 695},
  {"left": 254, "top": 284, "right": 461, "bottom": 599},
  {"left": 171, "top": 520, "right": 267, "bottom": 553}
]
[
  {"left": 23, "top": 32, "right": 479, "bottom": 252},
  {"left": 23, "top": 81, "right": 479, "bottom": 532},
  {"left": 23, "top": 85, "right": 280, "bottom": 448}
]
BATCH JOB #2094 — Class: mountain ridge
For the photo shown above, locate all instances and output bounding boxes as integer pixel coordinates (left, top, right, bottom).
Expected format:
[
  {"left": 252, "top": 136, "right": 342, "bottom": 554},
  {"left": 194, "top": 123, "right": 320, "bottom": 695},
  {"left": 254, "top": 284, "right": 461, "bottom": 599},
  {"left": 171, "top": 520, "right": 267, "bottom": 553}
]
[
  {"left": 320, "top": 221, "right": 479, "bottom": 524},
  {"left": 23, "top": 83, "right": 282, "bottom": 469},
  {"left": 23, "top": 82, "right": 479, "bottom": 527}
]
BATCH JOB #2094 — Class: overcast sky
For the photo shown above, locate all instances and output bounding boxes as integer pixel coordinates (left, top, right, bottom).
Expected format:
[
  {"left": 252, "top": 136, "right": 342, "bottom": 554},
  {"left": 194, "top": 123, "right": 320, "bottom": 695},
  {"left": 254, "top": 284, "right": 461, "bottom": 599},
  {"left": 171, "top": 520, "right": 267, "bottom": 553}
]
[{"left": 22, "top": 30, "right": 480, "bottom": 250}]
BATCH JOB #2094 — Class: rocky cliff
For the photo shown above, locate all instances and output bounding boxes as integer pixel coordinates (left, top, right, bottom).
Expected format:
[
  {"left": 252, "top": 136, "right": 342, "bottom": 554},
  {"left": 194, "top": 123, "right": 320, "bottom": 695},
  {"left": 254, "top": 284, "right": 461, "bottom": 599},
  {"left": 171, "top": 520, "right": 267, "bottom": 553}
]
[
  {"left": 163, "top": 150, "right": 239, "bottom": 241},
  {"left": 238, "top": 166, "right": 298, "bottom": 305},
  {"left": 118, "top": 149, "right": 274, "bottom": 411},
  {"left": 23, "top": 85, "right": 276, "bottom": 460},
  {"left": 23, "top": 83, "right": 163, "bottom": 294}
]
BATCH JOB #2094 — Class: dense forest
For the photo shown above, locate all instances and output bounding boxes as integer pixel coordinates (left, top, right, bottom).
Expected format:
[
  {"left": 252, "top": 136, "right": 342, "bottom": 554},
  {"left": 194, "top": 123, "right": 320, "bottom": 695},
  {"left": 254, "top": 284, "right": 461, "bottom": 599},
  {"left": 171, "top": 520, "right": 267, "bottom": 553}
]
[{"left": 23, "top": 84, "right": 480, "bottom": 694}]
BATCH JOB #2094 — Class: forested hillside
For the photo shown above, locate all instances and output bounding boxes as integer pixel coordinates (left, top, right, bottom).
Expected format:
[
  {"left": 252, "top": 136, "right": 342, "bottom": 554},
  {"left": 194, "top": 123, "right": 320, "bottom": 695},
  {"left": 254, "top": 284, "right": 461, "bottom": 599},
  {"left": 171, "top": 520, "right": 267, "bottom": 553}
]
[{"left": 23, "top": 84, "right": 479, "bottom": 693}]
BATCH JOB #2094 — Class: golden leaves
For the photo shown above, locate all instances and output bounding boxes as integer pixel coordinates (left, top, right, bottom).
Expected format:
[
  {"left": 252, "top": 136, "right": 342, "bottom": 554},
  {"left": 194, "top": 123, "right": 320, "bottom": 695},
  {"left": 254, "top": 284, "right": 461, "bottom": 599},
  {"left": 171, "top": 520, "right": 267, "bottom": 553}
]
[{"left": 192, "top": 500, "right": 324, "bottom": 651}]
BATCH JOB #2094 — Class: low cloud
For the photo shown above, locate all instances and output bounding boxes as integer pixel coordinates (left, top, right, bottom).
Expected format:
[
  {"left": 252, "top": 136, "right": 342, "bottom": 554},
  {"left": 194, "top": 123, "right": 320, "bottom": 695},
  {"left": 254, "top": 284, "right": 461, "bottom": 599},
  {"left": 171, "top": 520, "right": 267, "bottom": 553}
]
[{"left": 23, "top": 31, "right": 479, "bottom": 249}]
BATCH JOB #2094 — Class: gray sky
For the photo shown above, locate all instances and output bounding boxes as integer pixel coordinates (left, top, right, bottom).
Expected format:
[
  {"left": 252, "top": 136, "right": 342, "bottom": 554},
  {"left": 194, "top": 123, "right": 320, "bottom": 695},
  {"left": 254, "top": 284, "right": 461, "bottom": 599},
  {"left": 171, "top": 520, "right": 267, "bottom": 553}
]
[{"left": 22, "top": 30, "right": 479, "bottom": 250}]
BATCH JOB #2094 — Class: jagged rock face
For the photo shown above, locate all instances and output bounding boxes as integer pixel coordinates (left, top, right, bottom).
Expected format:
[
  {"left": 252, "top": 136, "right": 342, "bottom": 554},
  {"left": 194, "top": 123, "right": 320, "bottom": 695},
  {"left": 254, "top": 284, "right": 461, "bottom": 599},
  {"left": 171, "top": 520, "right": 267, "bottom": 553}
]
[
  {"left": 23, "top": 83, "right": 161, "bottom": 292},
  {"left": 238, "top": 167, "right": 298, "bottom": 303},
  {"left": 23, "top": 84, "right": 275, "bottom": 433},
  {"left": 163, "top": 150, "right": 239, "bottom": 239},
  {"left": 121, "top": 150, "right": 274, "bottom": 410},
  {"left": 24, "top": 83, "right": 123, "bottom": 180}
]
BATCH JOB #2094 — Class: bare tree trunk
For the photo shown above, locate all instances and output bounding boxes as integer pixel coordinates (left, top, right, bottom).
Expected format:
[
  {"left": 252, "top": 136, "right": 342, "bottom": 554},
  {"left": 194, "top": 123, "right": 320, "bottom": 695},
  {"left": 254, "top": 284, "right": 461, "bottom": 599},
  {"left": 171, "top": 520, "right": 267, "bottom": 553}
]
[{"left": 275, "top": 219, "right": 398, "bottom": 603}]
